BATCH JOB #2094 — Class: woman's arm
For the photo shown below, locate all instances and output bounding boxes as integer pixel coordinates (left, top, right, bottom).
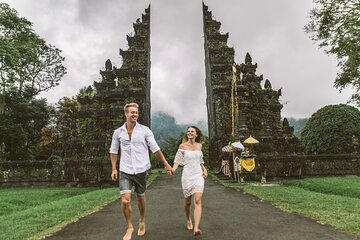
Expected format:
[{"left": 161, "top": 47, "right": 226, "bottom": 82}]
[
  {"left": 172, "top": 162, "right": 179, "bottom": 172},
  {"left": 201, "top": 163, "right": 208, "bottom": 178},
  {"left": 173, "top": 147, "right": 184, "bottom": 172}
]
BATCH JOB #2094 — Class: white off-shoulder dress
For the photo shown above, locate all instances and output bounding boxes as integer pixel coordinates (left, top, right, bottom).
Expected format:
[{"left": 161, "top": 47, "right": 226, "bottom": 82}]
[{"left": 174, "top": 150, "right": 205, "bottom": 198}]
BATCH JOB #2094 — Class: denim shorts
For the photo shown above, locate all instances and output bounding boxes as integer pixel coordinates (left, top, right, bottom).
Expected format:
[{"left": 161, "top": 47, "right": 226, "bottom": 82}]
[{"left": 119, "top": 171, "right": 147, "bottom": 196}]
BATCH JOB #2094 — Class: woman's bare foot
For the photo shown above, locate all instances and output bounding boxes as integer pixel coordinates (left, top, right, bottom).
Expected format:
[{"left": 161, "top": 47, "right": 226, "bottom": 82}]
[
  {"left": 186, "top": 219, "right": 193, "bottom": 230},
  {"left": 123, "top": 227, "right": 134, "bottom": 240},
  {"left": 194, "top": 229, "right": 202, "bottom": 236},
  {"left": 137, "top": 222, "right": 146, "bottom": 236}
]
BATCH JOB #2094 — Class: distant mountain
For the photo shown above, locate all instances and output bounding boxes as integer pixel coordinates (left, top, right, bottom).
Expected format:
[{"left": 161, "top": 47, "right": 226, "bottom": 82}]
[
  {"left": 151, "top": 112, "right": 208, "bottom": 148},
  {"left": 151, "top": 112, "right": 306, "bottom": 144},
  {"left": 287, "top": 117, "right": 308, "bottom": 138}
]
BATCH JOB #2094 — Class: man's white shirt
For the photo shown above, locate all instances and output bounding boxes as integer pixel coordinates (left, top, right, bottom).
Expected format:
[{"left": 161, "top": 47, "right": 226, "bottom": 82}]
[{"left": 109, "top": 122, "right": 160, "bottom": 174}]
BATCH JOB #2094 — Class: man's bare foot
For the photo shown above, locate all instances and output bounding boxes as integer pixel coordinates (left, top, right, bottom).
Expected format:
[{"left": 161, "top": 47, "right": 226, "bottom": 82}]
[
  {"left": 137, "top": 222, "right": 146, "bottom": 237},
  {"left": 186, "top": 219, "right": 193, "bottom": 230},
  {"left": 194, "top": 229, "right": 202, "bottom": 236},
  {"left": 123, "top": 227, "right": 134, "bottom": 240}
]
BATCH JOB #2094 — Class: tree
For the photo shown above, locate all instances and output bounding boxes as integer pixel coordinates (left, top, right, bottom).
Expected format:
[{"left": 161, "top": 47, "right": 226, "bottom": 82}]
[
  {"left": 0, "top": 3, "right": 66, "bottom": 98},
  {"left": 159, "top": 133, "right": 184, "bottom": 167},
  {"left": 0, "top": 3, "right": 66, "bottom": 160},
  {"left": 305, "top": 0, "right": 360, "bottom": 105},
  {"left": 301, "top": 104, "right": 360, "bottom": 154},
  {"left": 52, "top": 97, "right": 80, "bottom": 158},
  {"left": 0, "top": 94, "right": 51, "bottom": 160}
]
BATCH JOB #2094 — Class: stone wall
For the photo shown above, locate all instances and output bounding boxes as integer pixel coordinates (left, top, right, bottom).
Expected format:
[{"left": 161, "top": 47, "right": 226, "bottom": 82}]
[
  {"left": 1, "top": 154, "right": 359, "bottom": 187},
  {"left": 252, "top": 154, "right": 360, "bottom": 180},
  {"left": 0, "top": 160, "right": 116, "bottom": 187}
]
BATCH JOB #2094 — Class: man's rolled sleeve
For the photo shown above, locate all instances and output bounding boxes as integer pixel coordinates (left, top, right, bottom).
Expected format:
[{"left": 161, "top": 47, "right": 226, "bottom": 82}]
[
  {"left": 145, "top": 128, "right": 160, "bottom": 153},
  {"left": 109, "top": 130, "right": 120, "bottom": 154}
]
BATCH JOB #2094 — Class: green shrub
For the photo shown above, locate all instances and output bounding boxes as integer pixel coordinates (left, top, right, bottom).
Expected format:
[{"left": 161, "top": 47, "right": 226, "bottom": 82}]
[{"left": 301, "top": 104, "right": 360, "bottom": 154}]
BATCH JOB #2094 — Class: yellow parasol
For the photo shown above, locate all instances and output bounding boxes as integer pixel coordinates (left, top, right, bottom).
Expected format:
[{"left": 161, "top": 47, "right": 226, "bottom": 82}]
[{"left": 243, "top": 135, "right": 259, "bottom": 144}]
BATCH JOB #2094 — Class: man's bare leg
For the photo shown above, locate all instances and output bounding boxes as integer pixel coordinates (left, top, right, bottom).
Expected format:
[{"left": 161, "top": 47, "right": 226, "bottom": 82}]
[
  {"left": 184, "top": 196, "right": 193, "bottom": 230},
  {"left": 121, "top": 193, "right": 134, "bottom": 240},
  {"left": 137, "top": 195, "right": 146, "bottom": 236},
  {"left": 193, "top": 192, "right": 203, "bottom": 235}
]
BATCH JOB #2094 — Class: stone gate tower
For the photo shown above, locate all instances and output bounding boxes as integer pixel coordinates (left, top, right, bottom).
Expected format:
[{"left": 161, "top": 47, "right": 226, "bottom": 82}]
[
  {"left": 203, "top": 3, "right": 300, "bottom": 168},
  {"left": 202, "top": 3, "right": 234, "bottom": 167},
  {"left": 70, "top": 6, "right": 151, "bottom": 159}
]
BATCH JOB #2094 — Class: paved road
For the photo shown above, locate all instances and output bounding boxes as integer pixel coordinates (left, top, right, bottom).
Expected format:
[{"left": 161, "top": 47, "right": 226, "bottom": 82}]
[{"left": 46, "top": 170, "right": 359, "bottom": 240}]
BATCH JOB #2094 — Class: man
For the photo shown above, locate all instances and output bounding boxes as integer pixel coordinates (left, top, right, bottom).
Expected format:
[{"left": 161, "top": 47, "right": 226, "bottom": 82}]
[{"left": 110, "top": 102, "right": 173, "bottom": 240}]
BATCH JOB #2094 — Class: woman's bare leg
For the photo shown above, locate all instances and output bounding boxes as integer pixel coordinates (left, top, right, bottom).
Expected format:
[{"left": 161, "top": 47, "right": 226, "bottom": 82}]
[
  {"left": 193, "top": 192, "right": 203, "bottom": 235},
  {"left": 184, "top": 196, "right": 193, "bottom": 230}
]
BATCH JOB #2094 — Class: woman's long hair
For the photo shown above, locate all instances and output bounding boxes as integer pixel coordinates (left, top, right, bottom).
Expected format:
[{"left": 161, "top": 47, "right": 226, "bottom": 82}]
[{"left": 183, "top": 126, "right": 203, "bottom": 143}]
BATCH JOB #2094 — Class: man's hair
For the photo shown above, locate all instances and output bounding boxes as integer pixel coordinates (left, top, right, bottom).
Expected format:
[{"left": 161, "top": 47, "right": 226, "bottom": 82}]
[{"left": 124, "top": 102, "right": 139, "bottom": 112}]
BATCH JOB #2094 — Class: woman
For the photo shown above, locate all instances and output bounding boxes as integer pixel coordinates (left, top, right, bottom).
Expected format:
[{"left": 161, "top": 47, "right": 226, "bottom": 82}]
[{"left": 172, "top": 126, "right": 208, "bottom": 236}]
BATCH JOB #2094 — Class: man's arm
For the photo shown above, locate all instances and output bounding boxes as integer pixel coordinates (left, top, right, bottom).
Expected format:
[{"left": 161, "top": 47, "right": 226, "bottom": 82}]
[
  {"left": 110, "top": 153, "right": 119, "bottom": 181},
  {"left": 109, "top": 129, "right": 120, "bottom": 181},
  {"left": 154, "top": 150, "right": 173, "bottom": 175}
]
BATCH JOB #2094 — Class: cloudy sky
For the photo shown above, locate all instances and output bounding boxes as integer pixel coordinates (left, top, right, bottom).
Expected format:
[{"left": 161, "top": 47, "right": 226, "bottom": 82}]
[{"left": 3, "top": 0, "right": 354, "bottom": 124}]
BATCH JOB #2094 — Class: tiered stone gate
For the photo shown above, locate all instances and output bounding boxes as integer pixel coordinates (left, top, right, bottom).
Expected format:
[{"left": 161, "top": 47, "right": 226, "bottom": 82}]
[
  {"left": 202, "top": 3, "right": 301, "bottom": 168},
  {"left": 66, "top": 6, "right": 152, "bottom": 160},
  {"left": 0, "top": 3, "right": 359, "bottom": 186}
]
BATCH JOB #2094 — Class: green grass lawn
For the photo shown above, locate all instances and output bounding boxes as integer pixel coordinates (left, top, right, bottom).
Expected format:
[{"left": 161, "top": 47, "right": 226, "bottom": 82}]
[
  {"left": 211, "top": 173, "right": 360, "bottom": 237},
  {"left": 278, "top": 176, "right": 360, "bottom": 199},
  {"left": 0, "top": 169, "right": 162, "bottom": 240},
  {"left": 0, "top": 187, "right": 99, "bottom": 216}
]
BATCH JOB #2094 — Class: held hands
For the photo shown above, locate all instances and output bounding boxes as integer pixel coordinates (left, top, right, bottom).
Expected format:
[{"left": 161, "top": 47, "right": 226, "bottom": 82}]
[
  {"left": 164, "top": 163, "right": 174, "bottom": 176},
  {"left": 111, "top": 169, "right": 118, "bottom": 181}
]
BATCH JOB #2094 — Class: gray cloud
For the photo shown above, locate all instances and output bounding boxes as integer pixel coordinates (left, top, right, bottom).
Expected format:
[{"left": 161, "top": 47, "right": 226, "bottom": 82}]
[{"left": 3, "top": 0, "right": 354, "bottom": 124}]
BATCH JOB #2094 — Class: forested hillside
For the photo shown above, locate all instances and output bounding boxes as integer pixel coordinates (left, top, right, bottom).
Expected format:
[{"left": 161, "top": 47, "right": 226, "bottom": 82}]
[
  {"left": 150, "top": 112, "right": 208, "bottom": 166},
  {"left": 151, "top": 112, "right": 208, "bottom": 148},
  {"left": 151, "top": 112, "right": 306, "bottom": 145},
  {"left": 287, "top": 117, "right": 308, "bottom": 138}
]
